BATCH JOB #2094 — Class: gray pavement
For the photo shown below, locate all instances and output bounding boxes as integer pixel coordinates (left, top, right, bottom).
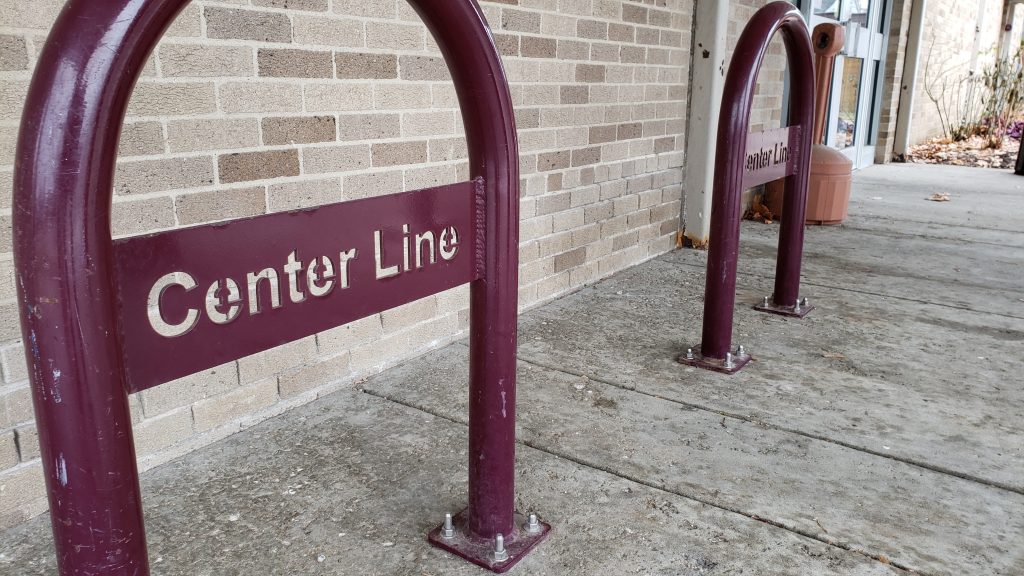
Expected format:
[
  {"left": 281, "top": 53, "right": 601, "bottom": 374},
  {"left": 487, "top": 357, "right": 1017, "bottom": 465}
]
[{"left": 2, "top": 163, "right": 1022, "bottom": 575}]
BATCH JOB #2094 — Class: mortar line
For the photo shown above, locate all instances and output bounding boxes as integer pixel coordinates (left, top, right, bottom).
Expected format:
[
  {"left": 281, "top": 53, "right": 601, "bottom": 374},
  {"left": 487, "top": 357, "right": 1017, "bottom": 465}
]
[
  {"left": 359, "top": 386, "right": 917, "bottom": 575},
  {"left": 516, "top": 354, "right": 1024, "bottom": 497},
  {"left": 668, "top": 259, "right": 1024, "bottom": 321}
]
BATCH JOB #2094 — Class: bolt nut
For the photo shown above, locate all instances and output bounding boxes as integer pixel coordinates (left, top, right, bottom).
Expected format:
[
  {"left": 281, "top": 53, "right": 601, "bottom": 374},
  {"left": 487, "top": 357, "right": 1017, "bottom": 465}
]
[
  {"left": 686, "top": 348, "right": 695, "bottom": 360},
  {"left": 524, "top": 513, "right": 542, "bottom": 535},
  {"left": 493, "top": 534, "right": 509, "bottom": 563},
  {"left": 724, "top": 352, "right": 735, "bottom": 369},
  {"left": 441, "top": 513, "right": 455, "bottom": 539},
  {"left": 737, "top": 344, "right": 746, "bottom": 357}
]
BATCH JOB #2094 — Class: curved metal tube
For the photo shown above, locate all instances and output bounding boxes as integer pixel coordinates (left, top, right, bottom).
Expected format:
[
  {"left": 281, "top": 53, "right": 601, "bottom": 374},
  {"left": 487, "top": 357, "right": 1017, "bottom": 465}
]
[
  {"left": 700, "top": 1, "right": 815, "bottom": 360},
  {"left": 13, "top": 0, "right": 519, "bottom": 573}
]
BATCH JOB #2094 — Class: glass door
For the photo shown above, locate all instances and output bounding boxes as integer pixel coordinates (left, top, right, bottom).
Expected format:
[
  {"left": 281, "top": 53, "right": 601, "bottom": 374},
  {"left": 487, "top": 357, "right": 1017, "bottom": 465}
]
[{"left": 805, "top": 0, "right": 889, "bottom": 168}]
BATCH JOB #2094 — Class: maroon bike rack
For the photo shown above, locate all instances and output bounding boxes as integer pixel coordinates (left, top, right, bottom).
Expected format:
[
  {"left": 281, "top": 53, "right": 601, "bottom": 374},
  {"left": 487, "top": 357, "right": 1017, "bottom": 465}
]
[
  {"left": 679, "top": 2, "right": 816, "bottom": 375},
  {"left": 13, "top": 0, "right": 547, "bottom": 573}
]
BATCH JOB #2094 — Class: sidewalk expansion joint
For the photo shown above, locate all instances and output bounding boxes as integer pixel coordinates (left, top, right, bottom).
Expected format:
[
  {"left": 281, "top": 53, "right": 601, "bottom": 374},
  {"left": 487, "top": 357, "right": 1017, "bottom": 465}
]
[
  {"left": 671, "top": 259, "right": 1024, "bottom": 321},
  {"left": 358, "top": 385, "right": 920, "bottom": 575},
  {"left": 518, "top": 355, "right": 1024, "bottom": 497}
]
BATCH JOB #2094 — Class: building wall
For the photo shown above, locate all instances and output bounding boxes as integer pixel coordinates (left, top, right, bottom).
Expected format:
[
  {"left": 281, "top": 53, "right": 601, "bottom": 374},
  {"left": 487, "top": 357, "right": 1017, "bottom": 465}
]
[
  {"left": 910, "top": 0, "right": 1005, "bottom": 144},
  {"left": 0, "top": 0, "right": 694, "bottom": 529},
  {"left": 0, "top": 0, "right": 802, "bottom": 529}
]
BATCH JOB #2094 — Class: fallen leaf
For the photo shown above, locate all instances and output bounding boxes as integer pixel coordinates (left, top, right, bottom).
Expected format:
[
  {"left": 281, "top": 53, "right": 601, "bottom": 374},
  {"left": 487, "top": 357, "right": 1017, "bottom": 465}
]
[
  {"left": 822, "top": 351, "right": 846, "bottom": 359},
  {"left": 926, "top": 193, "right": 951, "bottom": 202}
]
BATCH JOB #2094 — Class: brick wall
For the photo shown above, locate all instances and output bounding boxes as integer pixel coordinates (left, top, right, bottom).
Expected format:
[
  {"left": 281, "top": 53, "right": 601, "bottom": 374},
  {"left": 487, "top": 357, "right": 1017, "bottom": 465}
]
[
  {"left": 911, "top": 0, "right": 1005, "bottom": 144},
  {"left": 0, "top": 0, "right": 696, "bottom": 529}
]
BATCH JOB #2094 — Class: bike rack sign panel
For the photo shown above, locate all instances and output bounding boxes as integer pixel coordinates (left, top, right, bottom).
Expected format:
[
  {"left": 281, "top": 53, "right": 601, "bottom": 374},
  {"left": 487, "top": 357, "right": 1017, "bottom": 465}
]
[
  {"left": 679, "top": 2, "right": 815, "bottom": 375},
  {"left": 13, "top": 1, "right": 546, "bottom": 574},
  {"left": 742, "top": 126, "right": 802, "bottom": 190},
  {"left": 118, "top": 183, "right": 478, "bottom": 391}
]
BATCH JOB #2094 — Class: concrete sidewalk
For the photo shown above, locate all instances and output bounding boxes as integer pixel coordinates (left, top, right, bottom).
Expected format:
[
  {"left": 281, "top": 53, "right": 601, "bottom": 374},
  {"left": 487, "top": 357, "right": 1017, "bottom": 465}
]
[{"left": 2, "top": 163, "right": 1022, "bottom": 575}]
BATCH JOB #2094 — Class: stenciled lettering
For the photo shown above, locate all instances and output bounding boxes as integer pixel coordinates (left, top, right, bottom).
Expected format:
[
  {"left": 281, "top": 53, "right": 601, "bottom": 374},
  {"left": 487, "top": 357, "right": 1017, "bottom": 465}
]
[{"left": 148, "top": 223, "right": 462, "bottom": 338}]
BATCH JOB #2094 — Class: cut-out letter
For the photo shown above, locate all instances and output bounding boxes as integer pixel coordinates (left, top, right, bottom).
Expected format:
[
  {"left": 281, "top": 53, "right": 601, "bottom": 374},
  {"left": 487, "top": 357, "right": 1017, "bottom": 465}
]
[
  {"left": 205, "top": 278, "right": 242, "bottom": 325},
  {"left": 148, "top": 272, "right": 199, "bottom": 337},
  {"left": 439, "top": 226, "right": 459, "bottom": 261},
  {"left": 374, "top": 231, "right": 399, "bottom": 279},
  {"left": 247, "top": 268, "right": 282, "bottom": 314}
]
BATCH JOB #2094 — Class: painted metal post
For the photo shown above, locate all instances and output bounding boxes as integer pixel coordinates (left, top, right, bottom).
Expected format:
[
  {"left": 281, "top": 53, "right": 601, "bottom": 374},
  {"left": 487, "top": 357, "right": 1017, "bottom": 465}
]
[
  {"left": 679, "top": 2, "right": 815, "bottom": 374},
  {"left": 14, "top": 0, "right": 545, "bottom": 574}
]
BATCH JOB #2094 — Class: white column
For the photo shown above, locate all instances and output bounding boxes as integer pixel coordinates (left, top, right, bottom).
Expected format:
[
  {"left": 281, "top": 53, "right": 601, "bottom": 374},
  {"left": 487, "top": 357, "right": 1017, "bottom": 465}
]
[{"left": 682, "top": 0, "right": 728, "bottom": 249}]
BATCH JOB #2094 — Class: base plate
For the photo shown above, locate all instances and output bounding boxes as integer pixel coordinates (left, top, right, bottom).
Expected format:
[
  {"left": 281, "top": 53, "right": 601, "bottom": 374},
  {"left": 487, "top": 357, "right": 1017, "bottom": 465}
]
[
  {"left": 754, "top": 298, "right": 814, "bottom": 318},
  {"left": 677, "top": 345, "right": 751, "bottom": 374},
  {"left": 427, "top": 509, "right": 551, "bottom": 573}
]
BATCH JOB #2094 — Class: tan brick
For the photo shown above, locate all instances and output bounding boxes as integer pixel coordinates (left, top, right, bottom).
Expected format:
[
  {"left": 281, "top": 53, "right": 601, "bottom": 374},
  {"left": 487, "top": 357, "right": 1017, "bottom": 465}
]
[
  {"left": 366, "top": 22, "right": 424, "bottom": 51},
  {"left": 219, "top": 150, "right": 299, "bottom": 184},
  {"left": 521, "top": 36, "right": 557, "bottom": 59},
  {"left": 133, "top": 407, "right": 193, "bottom": 456},
  {"left": 160, "top": 44, "right": 253, "bottom": 78},
  {"left": 405, "top": 164, "right": 457, "bottom": 190},
  {"left": 140, "top": 363, "right": 238, "bottom": 417},
  {"left": 317, "top": 315, "right": 382, "bottom": 355},
  {"left": 268, "top": 178, "right": 345, "bottom": 212},
  {"left": 304, "top": 83, "right": 374, "bottom": 112},
  {"left": 537, "top": 150, "right": 570, "bottom": 172},
  {"left": 0, "top": 0, "right": 62, "bottom": 29},
  {"left": 175, "top": 186, "right": 266, "bottom": 225},
  {"left": 381, "top": 297, "right": 437, "bottom": 332},
  {"left": 0, "top": 429, "right": 17, "bottom": 469},
  {"left": 372, "top": 141, "right": 427, "bottom": 167},
  {"left": 192, "top": 378, "right": 278, "bottom": 433},
  {"left": 339, "top": 113, "right": 400, "bottom": 141},
  {"left": 493, "top": 33, "right": 520, "bottom": 57},
  {"left": 292, "top": 15, "right": 364, "bottom": 47},
  {"left": 126, "top": 82, "right": 216, "bottom": 117},
  {"left": 618, "top": 122, "right": 643, "bottom": 140},
  {"left": 342, "top": 170, "right": 403, "bottom": 200},
  {"left": 399, "top": 56, "right": 449, "bottom": 81},
  {"left": 0, "top": 463, "right": 45, "bottom": 515},
  {"left": 238, "top": 337, "right": 317, "bottom": 385},
  {"left": 13, "top": 424, "right": 38, "bottom": 462},
  {"left": 279, "top": 352, "right": 350, "bottom": 398},
  {"left": 167, "top": 118, "right": 261, "bottom": 153},
  {"left": 1, "top": 349, "right": 28, "bottom": 386},
  {"left": 0, "top": 35, "right": 28, "bottom": 71},
  {"left": 374, "top": 85, "right": 432, "bottom": 109},
  {"left": 302, "top": 144, "right": 371, "bottom": 174},
  {"left": 115, "top": 156, "right": 215, "bottom": 195},
  {"left": 572, "top": 146, "right": 601, "bottom": 167},
  {"left": 219, "top": 82, "right": 304, "bottom": 114},
  {"left": 204, "top": 7, "right": 292, "bottom": 43},
  {"left": 112, "top": 196, "right": 175, "bottom": 236},
  {"left": 166, "top": 4, "right": 202, "bottom": 38},
  {"left": 332, "top": 0, "right": 395, "bottom": 18},
  {"left": 0, "top": 172, "right": 11, "bottom": 212},
  {"left": 0, "top": 124, "right": 17, "bottom": 168},
  {"left": 0, "top": 80, "right": 29, "bottom": 119},
  {"left": 402, "top": 111, "right": 455, "bottom": 137},
  {"left": 502, "top": 9, "right": 541, "bottom": 33},
  {"left": 622, "top": 4, "right": 648, "bottom": 24},
  {"left": 253, "top": 0, "right": 327, "bottom": 11},
  {"left": 335, "top": 52, "right": 397, "bottom": 79},
  {"left": 118, "top": 122, "right": 165, "bottom": 156},
  {"left": 575, "top": 64, "right": 606, "bottom": 83},
  {"left": 259, "top": 48, "right": 333, "bottom": 78},
  {"left": 262, "top": 116, "right": 336, "bottom": 145},
  {"left": 554, "top": 247, "right": 587, "bottom": 272}
]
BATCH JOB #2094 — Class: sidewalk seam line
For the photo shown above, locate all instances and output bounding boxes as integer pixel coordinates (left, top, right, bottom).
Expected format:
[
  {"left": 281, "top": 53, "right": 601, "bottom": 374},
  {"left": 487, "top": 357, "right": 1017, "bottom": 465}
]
[
  {"left": 517, "top": 354, "right": 1024, "bottom": 497},
  {"left": 670, "top": 259, "right": 1024, "bottom": 321},
  {"left": 359, "top": 385, "right": 918, "bottom": 575}
]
